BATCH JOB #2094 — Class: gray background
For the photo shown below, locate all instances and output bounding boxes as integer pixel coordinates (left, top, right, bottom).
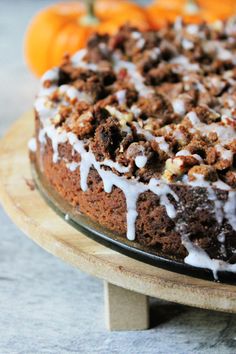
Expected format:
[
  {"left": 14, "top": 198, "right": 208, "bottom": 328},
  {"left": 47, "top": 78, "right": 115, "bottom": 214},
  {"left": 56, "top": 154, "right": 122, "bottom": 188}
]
[{"left": 1, "top": 1, "right": 236, "bottom": 353}]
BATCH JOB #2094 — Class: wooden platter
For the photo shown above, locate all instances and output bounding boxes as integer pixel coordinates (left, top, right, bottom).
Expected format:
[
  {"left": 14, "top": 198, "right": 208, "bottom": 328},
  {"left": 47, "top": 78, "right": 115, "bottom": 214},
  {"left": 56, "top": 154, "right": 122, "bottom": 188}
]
[{"left": 1, "top": 112, "right": 236, "bottom": 330}]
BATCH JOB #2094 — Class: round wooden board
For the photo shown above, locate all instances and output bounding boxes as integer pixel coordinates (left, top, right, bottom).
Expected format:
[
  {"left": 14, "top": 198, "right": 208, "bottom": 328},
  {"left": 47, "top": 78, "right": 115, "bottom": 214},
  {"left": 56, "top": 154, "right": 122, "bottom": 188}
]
[{"left": 1, "top": 112, "right": 236, "bottom": 314}]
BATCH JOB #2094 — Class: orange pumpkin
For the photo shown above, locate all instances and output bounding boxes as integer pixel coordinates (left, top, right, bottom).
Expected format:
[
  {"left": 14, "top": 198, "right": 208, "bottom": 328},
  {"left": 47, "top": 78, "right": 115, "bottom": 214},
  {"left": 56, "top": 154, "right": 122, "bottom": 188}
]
[
  {"left": 146, "top": 1, "right": 203, "bottom": 29},
  {"left": 198, "top": 0, "right": 236, "bottom": 19},
  {"left": 25, "top": 0, "right": 150, "bottom": 77},
  {"left": 147, "top": 0, "right": 236, "bottom": 29}
]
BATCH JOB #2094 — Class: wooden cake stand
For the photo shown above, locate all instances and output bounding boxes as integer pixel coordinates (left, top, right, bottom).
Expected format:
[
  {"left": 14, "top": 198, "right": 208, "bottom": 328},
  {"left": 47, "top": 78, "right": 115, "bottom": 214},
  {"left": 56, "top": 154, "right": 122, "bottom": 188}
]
[{"left": 1, "top": 112, "right": 236, "bottom": 331}]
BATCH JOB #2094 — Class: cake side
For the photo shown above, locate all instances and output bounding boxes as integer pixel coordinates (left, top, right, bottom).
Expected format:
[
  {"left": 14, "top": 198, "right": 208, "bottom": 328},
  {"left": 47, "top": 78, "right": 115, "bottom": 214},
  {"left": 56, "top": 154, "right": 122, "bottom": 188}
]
[
  {"left": 31, "top": 20, "right": 236, "bottom": 277},
  {"left": 34, "top": 110, "right": 236, "bottom": 260}
]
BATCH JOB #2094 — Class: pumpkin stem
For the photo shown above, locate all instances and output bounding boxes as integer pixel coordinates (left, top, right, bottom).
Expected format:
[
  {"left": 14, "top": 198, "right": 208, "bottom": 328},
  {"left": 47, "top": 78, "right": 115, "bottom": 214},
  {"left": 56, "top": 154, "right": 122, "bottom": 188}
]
[
  {"left": 184, "top": 0, "right": 199, "bottom": 14},
  {"left": 80, "top": 0, "right": 100, "bottom": 26}
]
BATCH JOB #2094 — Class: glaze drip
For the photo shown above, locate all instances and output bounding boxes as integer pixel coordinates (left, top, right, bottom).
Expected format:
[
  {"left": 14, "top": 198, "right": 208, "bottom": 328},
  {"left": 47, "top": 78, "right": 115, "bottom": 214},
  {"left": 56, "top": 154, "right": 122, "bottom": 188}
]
[{"left": 40, "top": 127, "right": 179, "bottom": 241}]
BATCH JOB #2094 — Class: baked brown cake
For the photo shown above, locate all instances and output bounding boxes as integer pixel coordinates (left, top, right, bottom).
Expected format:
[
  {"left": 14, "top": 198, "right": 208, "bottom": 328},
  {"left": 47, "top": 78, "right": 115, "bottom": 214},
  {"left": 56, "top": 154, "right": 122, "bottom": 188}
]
[{"left": 29, "top": 18, "right": 236, "bottom": 278}]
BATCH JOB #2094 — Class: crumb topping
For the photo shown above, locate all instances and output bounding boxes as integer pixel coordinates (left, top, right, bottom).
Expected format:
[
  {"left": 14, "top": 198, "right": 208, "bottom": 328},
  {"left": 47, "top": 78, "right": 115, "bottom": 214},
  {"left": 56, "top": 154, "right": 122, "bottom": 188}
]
[{"left": 36, "top": 19, "right": 236, "bottom": 189}]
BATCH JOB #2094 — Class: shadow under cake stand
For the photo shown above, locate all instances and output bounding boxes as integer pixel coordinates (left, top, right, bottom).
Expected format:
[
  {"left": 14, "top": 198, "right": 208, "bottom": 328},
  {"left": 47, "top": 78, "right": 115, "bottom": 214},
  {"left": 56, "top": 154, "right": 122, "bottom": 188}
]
[{"left": 1, "top": 111, "right": 236, "bottom": 331}]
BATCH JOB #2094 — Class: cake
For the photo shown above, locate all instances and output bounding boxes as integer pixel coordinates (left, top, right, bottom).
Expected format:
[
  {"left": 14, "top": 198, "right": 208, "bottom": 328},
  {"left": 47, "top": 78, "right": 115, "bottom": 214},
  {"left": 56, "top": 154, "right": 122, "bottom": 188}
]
[{"left": 29, "top": 18, "right": 236, "bottom": 279}]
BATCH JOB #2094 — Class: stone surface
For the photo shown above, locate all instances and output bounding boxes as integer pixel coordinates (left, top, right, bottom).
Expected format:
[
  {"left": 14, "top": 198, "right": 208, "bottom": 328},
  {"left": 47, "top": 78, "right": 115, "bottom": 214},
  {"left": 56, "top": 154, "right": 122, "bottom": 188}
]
[{"left": 1, "top": 1, "right": 236, "bottom": 353}]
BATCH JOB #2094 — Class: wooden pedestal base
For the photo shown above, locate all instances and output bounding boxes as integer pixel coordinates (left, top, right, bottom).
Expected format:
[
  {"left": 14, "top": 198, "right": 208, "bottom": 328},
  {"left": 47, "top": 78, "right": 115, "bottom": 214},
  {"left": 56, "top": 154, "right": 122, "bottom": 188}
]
[
  {"left": 1, "top": 112, "right": 236, "bottom": 332},
  {"left": 104, "top": 282, "right": 149, "bottom": 331}
]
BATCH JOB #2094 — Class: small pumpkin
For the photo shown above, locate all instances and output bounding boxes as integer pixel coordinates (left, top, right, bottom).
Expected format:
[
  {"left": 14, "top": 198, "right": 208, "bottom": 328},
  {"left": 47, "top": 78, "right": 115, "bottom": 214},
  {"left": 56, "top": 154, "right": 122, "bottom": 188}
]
[
  {"left": 146, "top": 0, "right": 236, "bottom": 29},
  {"left": 146, "top": 0, "right": 203, "bottom": 29},
  {"left": 25, "top": 0, "right": 150, "bottom": 77},
  {"left": 198, "top": 0, "right": 236, "bottom": 20}
]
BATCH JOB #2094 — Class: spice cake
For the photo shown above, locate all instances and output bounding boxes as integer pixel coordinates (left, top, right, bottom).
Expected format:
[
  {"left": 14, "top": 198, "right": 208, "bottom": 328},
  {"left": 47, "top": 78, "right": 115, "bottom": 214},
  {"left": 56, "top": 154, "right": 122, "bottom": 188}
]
[{"left": 29, "top": 18, "right": 236, "bottom": 278}]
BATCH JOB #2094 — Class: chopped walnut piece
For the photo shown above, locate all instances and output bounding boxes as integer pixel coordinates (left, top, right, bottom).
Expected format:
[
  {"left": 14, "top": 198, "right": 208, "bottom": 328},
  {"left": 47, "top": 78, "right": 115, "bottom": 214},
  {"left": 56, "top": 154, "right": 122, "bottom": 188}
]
[
  {"left": 188, "top": 165, "right": 218, "bottom": 182},
  {"left": 105, "top": 105, "right": 133, "bottom": 129},
  {"left": 185, "top": 137, "right": 208, "bottom": 159},
  {"left": 162, "top": 169, "right": 175, "bottom": 183},
  {"left": 165, "top": 157, "right": 185, "bottom": 176},
  {"left": 126, "top": 142, "right": 145, "bottom": 159},
  {"left": 146, "top": 63, "right": 179, "bottom": 85},
  {"left": 164, "top": 155, "right": 199, "bottom": 180},
  {"left": 75, "top": 101, "right": 91, "bottom": 115},
  {"left": 150, "top": 140, "right": 170, "bottom": 161},
  {"left": 52, "top": 114, "right": 63, "bottom": 127},
  {"left": 226, "top": 139, "right": 236, "bottom": 153},
  {"left": 214, "top": 159, "right": 232, "bottom": 171},
  {"left": 59, "top": 105, "right": 72, "bottom": 120},
  {"left": 66, "top": 111, "right": 94, "bottom": 138},
  {"left": 172, "top": 125, "right": 192, "bottom": 146},
  {"left": 205, "top": 146, "right": 217, "bottom": 165},
  {"left": 137, "top": 93, "right": 177, "bottom": 129},
  {"left": 224, "top": 170, "right": 236, "bottom": 188},
  {"left": 207, "top": 132, "right": 218, "bottom": 143},
  {"left": 43, "top": 80, "right": 52, "bottom": 88},
  {"left": 194, "top": 106, "right": 221, "bottom": 124}
]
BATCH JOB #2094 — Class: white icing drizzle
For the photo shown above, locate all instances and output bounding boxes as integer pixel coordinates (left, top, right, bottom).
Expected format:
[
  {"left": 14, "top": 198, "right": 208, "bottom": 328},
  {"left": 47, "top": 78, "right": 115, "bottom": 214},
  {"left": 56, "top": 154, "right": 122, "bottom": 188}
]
[
  {"left": 34, "top": 97, "right": 58, "bottom": 121},
  {"left": 99, "top": 159, "right": 130, "bottom": 173},
  {"left": 113, "top": 56, "right": 153, "bottom": 96},
  {"left": 170, "top": 56, "right": 200, "bottom": 72},
  {"left": 72, "top": 49, "right": 98, "bottom": 71},
  {"left": 44, "top": 126, "right": 68, "bottom": 163},
  {"left": 217, "top": 47, "right": 233, "bottom": 61},
  {"left": 218, "top": 231, "right": 225, "bottom": 243},
  {"left": 182, "top": 39, "right": 194, "bottom": 50},
  {"left": 215, "top": 144, "right": 233, "bottom": 161},
  {"left": 172, "top": 98, "right": 186, "bottom": 115},
  {"left": 224, "top": 191, "right": 236, "bottom": 230},
  {"left": 182, "top": 234, "right": 236, "bottom": 280},
  {"left": 218, "top": 230, "right": 227, "bottom": 257},
  {"left": 131, "top": 31, "right": 142, "bottom": 39},
  {"left": 41, "top": 68, "right": 59, "bottom": 83},
  {"left": 186, "top": 24, "right": 199, "bottom": 35},
  {"left": 176, "top": 149, "right": 191, "bottom": 157},
  {"left": 116, "top": 90, "right": 126, "bottom": 105},
  {"left": 176, "top": 149, "right": 203, "bottom": 162},
  {"left": 133, "top": 145, "right": 147, "bottom": 169},
  {"left": 133, "top": 123, "right": 170, "bottom": 154},
  {"left": 187, "top": 174, "right": 224, "bottom": 224},
  {"left": 65, "top": 86, "right": 93, "bottom": 103},
  {"left": 130, "top": 105, "right": 141, "bottom": 118},
  {"left": 187, "top": 111, "right": 236, "bottom": 146},
  {"left": 135, "top": 155, "right": 147, "bottom": 169},
  {"left": 187, "top": 111, "right": 200, "bottom": 126},
  {"left": 155, "top": 136, "right": 170, "bottom": 154},
  {"left": 150, "top": 47, "right": 161, "bottom": 60},
  {"left": 173, "top": 129, "right": 185, "bottom": 142},
  {"left": 28, "top": 137, "right": 37, "bottom": 152},
  {"left": 38, "top": 68, "right": 59, "bottom": 97},
  {"left": 98, "top": 42, "right": 109, "bottom": 56},
  {"left": 131, "top": 31, "right": 146, "bottom": 50},
  {"left": 148, "top": 178, "right": 178, "bottom": 219},
  {"left": 213, "top": 180, "right": 231, "bottom": 191},
  {"left": 66, "top": 161, "right": 80, "bottom": 172},
  {"left": 210, "top": 76, "right": 226, "bottom": 92}
]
